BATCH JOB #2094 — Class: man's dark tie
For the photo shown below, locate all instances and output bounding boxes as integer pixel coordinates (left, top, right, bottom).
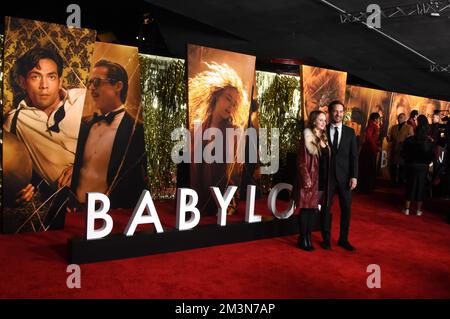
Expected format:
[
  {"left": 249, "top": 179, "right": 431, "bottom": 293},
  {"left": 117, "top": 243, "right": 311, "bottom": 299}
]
[
  {"left": 93, "top": 108, "right": 125, "bottom": 125},
  {"left": 333, "top": 126, "right": 339, "bottom": 151},
  {"left": 48, "top": 106, "right": 66, "bottom": 133}
]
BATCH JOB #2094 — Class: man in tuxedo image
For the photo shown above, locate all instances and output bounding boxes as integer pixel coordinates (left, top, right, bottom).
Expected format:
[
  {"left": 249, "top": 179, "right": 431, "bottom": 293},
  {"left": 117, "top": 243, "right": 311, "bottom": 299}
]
[
  {"left": 321, "top": 100, "right": 358, "bottom": 251},
  {"left": 71, "top": 59, "right": 147, "bottom": 209}
]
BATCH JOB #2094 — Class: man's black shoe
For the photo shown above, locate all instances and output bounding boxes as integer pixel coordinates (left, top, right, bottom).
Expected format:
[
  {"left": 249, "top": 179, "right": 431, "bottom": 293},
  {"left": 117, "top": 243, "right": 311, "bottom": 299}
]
[
  {"left": 337, "top": 240, "right": 355, "bottom": 251},
  {"left": 320, "top": 241, "right": 331, "bottom": 250}
]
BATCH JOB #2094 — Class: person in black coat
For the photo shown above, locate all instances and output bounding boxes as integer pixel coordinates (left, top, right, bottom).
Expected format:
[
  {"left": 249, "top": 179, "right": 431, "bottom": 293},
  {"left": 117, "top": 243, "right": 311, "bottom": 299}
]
[
  {"left": 71, "top": 59, "right": 147, "bottom": 209},
  {"left": 321, "top": 100, "right": 359, "bottom": 251},
  {"left": 401, "top": 115, "right": 434, "bottom": 216}
]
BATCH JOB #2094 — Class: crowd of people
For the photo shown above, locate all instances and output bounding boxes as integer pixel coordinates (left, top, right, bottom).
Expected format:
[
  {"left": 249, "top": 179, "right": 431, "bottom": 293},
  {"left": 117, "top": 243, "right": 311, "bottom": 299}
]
[
  {"left": 353, "top": 108, "right": 449, "bottom": 215},
  {"left": 384, "top": 110, "right": 448, "bottom": 215}
]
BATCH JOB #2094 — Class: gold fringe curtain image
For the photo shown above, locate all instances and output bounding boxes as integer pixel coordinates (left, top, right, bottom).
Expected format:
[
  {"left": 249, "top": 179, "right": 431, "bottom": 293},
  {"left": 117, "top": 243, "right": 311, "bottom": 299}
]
[
  {"left": 256, "top": 70, "right": 302, "bottom": 193},
  {"left": 140, "top": 54, "right": 186, "bottom": 199}
]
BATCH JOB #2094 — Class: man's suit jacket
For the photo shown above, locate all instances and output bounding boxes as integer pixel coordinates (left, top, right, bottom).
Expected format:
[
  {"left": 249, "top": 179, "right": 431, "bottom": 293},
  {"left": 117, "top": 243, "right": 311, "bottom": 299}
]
[
  {"left": 71, "top": 112, "right": 147, "bottom": 208},
  {"left": 327, "top": 123, "right": 358, "bottom": 185}
]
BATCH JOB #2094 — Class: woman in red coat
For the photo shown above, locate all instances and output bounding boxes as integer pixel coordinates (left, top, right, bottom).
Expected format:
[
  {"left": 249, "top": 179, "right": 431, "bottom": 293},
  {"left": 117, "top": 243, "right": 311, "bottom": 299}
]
[
  {"left": 359, "top": 112, "right": 381, "bottom": 192},
  {"left": 295, "top": 110, "right": 330, "bottom": 251}
]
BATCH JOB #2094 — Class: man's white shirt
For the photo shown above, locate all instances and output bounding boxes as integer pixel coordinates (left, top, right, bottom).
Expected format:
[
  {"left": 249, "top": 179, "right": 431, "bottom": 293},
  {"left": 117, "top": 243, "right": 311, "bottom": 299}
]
[
  {"left": 4, "top": 88, "right": 86, "bottom": 188},
  {"left": 330, "top": 122, "right": 343, "bottom": 147}
]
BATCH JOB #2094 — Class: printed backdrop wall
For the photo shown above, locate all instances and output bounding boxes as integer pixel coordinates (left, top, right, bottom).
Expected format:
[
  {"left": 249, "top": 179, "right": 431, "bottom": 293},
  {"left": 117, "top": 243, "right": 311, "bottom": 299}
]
[
  {"left": 345, "top": 85, "right": 450, "bottom": 179},
  {"left": 301, "top": 65, "right": 347, "bottom": 121}
]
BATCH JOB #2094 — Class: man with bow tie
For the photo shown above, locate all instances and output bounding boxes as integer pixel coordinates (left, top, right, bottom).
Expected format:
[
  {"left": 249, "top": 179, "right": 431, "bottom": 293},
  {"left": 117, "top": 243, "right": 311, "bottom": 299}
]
[
  {"left": 3, "top": 47, "right": 86, "bottom": 230},
  {"left": 71, "top": 59, "right": 147, "bottom": 209}
]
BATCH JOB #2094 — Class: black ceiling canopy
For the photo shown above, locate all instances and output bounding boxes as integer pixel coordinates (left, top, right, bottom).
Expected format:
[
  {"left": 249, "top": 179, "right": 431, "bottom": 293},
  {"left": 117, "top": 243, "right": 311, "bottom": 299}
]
[
  {"left": 143, "top": 0, "right": 450, "bottom": 101},
  {"left": 1, "top": 0, "right": 449, "bottom": 100}
]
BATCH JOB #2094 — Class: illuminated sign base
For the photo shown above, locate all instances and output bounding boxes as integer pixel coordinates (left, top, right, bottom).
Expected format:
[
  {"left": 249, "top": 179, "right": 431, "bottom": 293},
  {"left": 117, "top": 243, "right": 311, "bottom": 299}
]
[{"left": 68, "top": 214, "right": 322, "bottom": 264}]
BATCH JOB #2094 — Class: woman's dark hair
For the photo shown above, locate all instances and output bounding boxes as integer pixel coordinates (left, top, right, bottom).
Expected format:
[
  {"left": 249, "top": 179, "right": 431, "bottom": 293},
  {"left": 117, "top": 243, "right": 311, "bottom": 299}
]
[
  {"left": 17, "top": 47, "right": 64, "bottom": 78},
  {"left": 410, "top": 110, "right": 419, "bottom": 118},
  {"left": 415, "top": 114, "right": 430, "bottom": 141},
  {"left": 369, "top": 112, "right": 380, "bottom": 122},
  {"left": 94, "top": 59, "right": 129, "bottom": 103}
]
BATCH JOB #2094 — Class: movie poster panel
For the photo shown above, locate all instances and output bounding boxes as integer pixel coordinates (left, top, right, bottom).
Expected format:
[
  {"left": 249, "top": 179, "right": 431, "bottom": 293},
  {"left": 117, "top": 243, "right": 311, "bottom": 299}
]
[
  {"left": 345, "top": 85, "right": 393, "bottom": 180},
  {"left": 386, "top": 93, "right": 449, "bottom": 179},
  {"left": 344, "top": 86, "right": 450, "bottom": 181},
  {"left": 389, "top": 93, "right": 433, "bottom": 129},
  {"left": 345, "top": 85, "right": 392, "bottom": 146},
  {"left": 70, "top": 42, "right": 147, "bottom": 213},
  {"left": 301, "top": 65, "right": 347, "bottom": 121},
  {"left": 438, "top": 101, "right": 450, "bottom": 117},
  {"left": 387, "top": 93, "right": 450, "bottom": 139},
  {"left": 187, "top": 44, "right": 256, "bottom": 216},
  {"left": 2, "top": 17, "right": 96, "bottom": 233}
]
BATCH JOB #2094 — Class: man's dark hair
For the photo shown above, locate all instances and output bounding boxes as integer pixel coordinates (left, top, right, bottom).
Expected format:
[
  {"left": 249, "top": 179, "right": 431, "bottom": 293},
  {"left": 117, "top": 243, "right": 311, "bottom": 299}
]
[
  {"left": 17, "top": 47, "right": 64, "bottom": 78},
  {"left": 94, "top": 59, "right": 129, "bottom": 103},
  {"left": 369, "top": 112, "right": 381, "bottom": 121},
  {"left": 410, "top": 110, "right": 419, "bottom": 118},
  {"left": 328, "top": 100, "right": 344, "bottom": 113}
]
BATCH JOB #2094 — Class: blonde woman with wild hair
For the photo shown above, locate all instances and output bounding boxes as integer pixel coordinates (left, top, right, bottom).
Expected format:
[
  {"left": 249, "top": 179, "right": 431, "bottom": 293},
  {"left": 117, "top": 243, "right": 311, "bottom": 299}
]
[{"left": 188, "top": 62, "right": 249, "bottom": 216}]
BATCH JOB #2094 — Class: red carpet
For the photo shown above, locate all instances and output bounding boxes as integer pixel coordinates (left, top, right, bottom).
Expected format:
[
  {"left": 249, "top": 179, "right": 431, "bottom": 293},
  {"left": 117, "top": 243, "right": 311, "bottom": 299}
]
[{"left": 1, "top": 184, "right": 449, "bottom": 299}]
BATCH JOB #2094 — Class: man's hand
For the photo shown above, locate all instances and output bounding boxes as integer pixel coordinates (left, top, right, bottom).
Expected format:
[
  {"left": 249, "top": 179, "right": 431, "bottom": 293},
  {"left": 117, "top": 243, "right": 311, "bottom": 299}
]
[
  {"left": 349, "top": 178, "right": 357, "bottom": 190},
  {"left": 58, "top": 166, "right": 73, "bottom": 189},
  {"left": 66, "top": 195, "right": 78, "bottom": 214},
  {"left": 16, "top": 184, "right": 34, "bottom": 204},
  {"left": 66, "top": 207, "right": 77, "bottom": 214}
]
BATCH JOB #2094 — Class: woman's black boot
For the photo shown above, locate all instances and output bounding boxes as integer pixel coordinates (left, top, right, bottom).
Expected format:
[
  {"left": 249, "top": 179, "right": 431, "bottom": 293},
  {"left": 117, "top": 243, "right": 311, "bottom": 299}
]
[{"left": 297, "top": 209, "right": 311, "bottom": 251}]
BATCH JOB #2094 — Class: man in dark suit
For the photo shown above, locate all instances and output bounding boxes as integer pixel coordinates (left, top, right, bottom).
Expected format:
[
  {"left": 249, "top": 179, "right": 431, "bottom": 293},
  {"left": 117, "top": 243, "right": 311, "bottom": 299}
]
[
  {"left": 71, "top": 59, "right": 146, "bottom": 209},
  {"left": 321, "top": 100, "right": 358, "bottom": 251}
]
